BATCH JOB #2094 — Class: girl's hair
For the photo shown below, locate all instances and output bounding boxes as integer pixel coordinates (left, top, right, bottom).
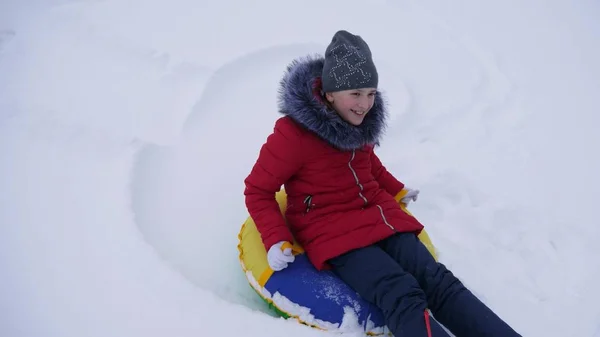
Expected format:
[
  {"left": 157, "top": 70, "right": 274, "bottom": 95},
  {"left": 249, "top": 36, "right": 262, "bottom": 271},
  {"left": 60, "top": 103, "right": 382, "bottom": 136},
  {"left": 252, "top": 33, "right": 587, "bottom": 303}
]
[
  {"left": 312, "top": 77, "right": 335, "bottom": 111},
  {"left": 321, "top": 93, "right": 335, "bottom": 111}
]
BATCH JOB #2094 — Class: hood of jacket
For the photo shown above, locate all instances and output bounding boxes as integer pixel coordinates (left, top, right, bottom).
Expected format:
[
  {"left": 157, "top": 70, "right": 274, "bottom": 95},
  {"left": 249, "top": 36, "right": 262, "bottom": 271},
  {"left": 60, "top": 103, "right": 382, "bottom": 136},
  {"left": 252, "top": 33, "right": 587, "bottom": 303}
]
[{"left": 277, "top": 55, "right": 388, "bottom": 151}]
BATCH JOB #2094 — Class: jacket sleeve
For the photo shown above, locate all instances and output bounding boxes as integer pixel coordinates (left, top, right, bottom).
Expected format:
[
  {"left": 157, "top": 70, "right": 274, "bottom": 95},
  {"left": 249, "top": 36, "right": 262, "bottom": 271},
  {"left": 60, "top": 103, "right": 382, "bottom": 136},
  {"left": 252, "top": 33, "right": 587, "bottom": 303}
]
[
  {"left": 244, "top": 118, "right": 304, "bottom": 251},
  {"left": 370, "top": 150, "right": 405, "bottom": 197}
]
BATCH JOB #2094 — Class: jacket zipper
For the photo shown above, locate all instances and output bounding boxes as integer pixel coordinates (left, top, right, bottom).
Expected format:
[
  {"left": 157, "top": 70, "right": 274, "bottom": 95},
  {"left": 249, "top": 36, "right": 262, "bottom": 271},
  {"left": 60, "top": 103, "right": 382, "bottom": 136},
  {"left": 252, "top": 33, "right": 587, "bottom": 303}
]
[
  {"left": 348, "top": 150, "right": 368, "bottom": 205},
  {"left": 348, "top": 150, "right": 395, "bottom": 231}
]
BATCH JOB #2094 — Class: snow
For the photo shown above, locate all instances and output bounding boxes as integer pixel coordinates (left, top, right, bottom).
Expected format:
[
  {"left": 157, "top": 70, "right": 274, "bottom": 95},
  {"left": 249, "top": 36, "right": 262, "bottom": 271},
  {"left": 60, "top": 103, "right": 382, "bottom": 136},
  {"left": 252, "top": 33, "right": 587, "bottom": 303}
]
[{"left": 1, "top": 0, "right": 599, "bottom": 336}]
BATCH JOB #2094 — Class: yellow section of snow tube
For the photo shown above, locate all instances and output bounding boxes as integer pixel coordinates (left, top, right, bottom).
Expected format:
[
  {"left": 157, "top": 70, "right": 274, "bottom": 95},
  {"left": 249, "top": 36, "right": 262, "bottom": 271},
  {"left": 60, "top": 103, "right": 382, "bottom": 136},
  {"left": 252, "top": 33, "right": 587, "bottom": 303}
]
[
  {"left": 237, "top": 189, "right": 438, "bottom": 334},
  {"left": 395, "top": 188, "right": 438, "bottom": 260},
  {"left": 237, "top": 190, "right": 305, "bottom": 289}
]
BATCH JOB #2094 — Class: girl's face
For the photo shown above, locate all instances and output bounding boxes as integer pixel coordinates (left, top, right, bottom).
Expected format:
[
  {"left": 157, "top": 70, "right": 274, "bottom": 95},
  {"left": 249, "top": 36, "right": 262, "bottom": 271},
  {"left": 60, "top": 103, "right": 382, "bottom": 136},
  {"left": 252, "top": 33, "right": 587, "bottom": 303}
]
[{"left": 325, "top": 88, "right": 377, "bottom": 126}]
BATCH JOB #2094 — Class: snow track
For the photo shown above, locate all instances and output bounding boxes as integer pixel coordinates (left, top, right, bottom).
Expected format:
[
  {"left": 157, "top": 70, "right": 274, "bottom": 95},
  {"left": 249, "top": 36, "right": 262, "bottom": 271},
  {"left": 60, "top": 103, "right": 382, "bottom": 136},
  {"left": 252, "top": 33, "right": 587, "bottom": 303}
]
[{"left": 1, "top": 1, "right": 599, "bottom": 336}]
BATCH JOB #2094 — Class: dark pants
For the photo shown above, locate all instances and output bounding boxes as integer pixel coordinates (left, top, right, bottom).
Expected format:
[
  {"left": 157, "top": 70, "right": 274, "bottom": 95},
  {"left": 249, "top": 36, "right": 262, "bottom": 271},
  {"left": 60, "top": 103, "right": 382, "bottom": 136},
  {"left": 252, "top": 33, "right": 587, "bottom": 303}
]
[{"left": 328, "top": 233, "right": 521, "bottom": 337}]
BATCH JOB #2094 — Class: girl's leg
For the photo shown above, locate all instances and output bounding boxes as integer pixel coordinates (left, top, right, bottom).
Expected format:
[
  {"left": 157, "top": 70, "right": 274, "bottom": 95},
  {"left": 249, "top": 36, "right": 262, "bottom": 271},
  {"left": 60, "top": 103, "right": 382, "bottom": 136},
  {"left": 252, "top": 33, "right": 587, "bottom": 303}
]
[
  {"left": 378, "top": 233, "right": 521, "bottom": 337},
  {"left": 329, "top": 245, "right": 450, "bottom": 336}
]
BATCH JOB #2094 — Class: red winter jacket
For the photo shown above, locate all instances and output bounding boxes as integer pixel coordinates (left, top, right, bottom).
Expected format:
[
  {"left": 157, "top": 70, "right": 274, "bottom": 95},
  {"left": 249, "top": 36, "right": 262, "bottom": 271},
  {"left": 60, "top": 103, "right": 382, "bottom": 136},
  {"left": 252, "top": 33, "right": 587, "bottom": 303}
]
[{"left": 244, "top": 56, "right": 424, "bottom": 270}]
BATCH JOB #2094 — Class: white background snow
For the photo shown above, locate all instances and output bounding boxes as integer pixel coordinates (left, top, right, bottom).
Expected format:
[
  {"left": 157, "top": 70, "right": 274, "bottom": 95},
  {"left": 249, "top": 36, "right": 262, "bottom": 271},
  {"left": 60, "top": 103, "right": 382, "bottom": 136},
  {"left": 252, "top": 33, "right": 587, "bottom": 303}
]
[{"left": 1, "top": 0, "right": 599, "bottom": 336}]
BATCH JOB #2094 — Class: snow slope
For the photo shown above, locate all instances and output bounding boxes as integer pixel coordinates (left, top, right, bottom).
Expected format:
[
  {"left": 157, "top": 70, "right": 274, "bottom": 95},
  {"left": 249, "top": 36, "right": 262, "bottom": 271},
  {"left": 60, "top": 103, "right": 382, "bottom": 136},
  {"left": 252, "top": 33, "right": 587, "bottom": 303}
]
[{"left": 1, "top": 0, "right": 599, "bottom": 336}]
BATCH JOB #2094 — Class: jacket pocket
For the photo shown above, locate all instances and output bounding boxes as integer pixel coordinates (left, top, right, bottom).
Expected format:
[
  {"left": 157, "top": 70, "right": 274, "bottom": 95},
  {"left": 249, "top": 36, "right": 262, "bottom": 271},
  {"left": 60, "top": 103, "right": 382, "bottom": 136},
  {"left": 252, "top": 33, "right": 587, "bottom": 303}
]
[{"left": 303, "top": 195, "right": 315, "bottom": 214}]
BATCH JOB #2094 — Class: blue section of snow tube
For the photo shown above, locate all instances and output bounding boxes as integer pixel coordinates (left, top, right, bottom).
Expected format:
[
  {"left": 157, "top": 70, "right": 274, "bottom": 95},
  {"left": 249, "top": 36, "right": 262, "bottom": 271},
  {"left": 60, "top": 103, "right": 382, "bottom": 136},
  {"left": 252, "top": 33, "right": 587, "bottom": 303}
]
[{"left": 264, "top": 253, "right": 385, "bottom": 330}]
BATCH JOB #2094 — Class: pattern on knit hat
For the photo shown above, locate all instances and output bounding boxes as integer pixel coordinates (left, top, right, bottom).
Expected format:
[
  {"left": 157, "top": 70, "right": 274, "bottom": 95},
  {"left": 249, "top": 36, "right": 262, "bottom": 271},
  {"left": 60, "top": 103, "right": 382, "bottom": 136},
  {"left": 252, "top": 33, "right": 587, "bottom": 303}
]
[
  {"left": 321, "top": 30, "right": 378, "bottom": 92},
  {"left": 327, "top": 43, "right": 374, "bottom": 90}
]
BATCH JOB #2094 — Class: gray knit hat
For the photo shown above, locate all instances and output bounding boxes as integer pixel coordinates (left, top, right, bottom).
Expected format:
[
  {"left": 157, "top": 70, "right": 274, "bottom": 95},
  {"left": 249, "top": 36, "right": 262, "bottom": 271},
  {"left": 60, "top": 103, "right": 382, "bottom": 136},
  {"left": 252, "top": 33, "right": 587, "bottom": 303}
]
[{"left": 321, "top": 30, "right": 378, "bottom": 92}]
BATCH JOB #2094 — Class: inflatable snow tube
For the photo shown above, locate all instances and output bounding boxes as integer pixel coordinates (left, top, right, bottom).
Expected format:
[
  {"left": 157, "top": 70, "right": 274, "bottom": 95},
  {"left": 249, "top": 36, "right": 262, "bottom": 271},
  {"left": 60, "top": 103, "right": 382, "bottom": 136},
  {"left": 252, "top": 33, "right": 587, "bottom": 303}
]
[{"left": 237, "top": 189, "right": 437, "bottom": 335}]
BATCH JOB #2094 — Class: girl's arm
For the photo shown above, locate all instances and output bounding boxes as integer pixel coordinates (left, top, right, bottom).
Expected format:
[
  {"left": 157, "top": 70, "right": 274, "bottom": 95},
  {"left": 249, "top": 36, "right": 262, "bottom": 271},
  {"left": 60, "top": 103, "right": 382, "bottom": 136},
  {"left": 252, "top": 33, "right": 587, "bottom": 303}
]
[
  {"left": 370, "top": 150, "right": 405, "bottom": 197},
  {"left": 244, "top": 118, "right": 305, "bottom": 251}
]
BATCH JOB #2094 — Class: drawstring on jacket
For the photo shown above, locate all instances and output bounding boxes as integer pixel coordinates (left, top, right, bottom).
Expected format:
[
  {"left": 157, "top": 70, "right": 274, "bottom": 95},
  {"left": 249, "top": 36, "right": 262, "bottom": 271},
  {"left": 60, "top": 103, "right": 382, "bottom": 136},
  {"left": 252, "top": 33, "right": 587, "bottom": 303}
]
[{"left": 424, "top": 310, "right": 433, "bottom": 337}]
